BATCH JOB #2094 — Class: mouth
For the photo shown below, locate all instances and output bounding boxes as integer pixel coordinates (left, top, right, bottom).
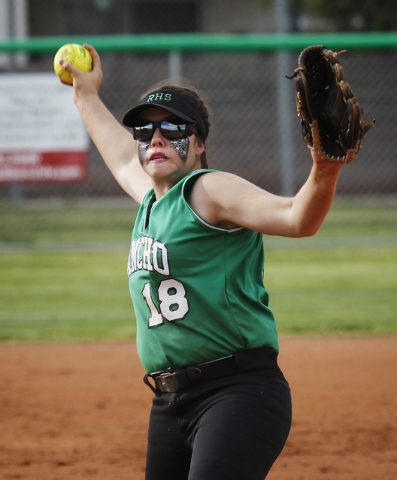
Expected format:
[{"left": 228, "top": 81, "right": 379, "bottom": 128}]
[{"left": 150, "top": 153, "right": 168, "bottom": 162}]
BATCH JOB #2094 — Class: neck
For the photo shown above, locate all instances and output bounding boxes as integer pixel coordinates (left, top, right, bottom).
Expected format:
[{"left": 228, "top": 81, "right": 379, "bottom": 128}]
[
  {"left": 151, "top": 171, "right": 188, "bottom": 199},
  {"left": 152, "top": 180, "right": 172, "bottom": 200},
  {"left": 151, "top": 162, "right": 202, "bottom": 200}
]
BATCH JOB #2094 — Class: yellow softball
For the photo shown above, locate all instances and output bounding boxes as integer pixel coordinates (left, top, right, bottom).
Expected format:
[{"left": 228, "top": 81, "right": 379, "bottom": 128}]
[{"left": 54, "top": 44, "right": 93, "bottom": 85}]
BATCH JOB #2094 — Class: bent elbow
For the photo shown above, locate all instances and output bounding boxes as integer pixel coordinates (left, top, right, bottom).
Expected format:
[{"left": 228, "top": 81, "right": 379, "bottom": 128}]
[{"left": 294, "top": 224, "right": 320, "bottom": 238}]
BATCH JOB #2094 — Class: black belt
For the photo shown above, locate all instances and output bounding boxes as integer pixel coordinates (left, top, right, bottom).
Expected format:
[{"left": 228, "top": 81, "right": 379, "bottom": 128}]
[{"left": 143, "top": 347, "right": 278, "bottom": 396}]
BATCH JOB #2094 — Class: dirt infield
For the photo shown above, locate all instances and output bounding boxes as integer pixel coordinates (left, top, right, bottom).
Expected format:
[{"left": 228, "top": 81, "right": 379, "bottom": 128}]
[{"left": 1, "top": 337, "right": 396, "bottom": 480}]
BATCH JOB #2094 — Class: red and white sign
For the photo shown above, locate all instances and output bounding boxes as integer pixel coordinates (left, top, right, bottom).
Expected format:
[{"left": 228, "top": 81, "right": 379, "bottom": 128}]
[{"left": 0, "top": 73, "right": 89, "bottom": 183}]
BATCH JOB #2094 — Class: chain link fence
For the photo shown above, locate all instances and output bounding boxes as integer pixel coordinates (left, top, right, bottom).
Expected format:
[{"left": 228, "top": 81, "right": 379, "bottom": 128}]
[{"left": 0, "top": 0, "right": 396, "bottom": 249}]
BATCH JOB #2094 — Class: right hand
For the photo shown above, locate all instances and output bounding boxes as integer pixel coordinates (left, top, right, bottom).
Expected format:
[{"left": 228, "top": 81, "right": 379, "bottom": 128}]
[{"left": 59, "top": 44, "right": 103, "bottom": 101}]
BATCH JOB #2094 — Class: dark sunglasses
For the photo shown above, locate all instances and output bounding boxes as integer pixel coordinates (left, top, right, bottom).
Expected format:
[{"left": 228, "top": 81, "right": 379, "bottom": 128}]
[{"left": 132, "top": 120, "right": 199, "bottom": 142}]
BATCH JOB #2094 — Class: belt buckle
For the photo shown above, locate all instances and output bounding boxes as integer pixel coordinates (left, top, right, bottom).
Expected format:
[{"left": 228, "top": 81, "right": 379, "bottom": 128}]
[{"left": 159, "top": 372, "right": 179, "bottom": 392}]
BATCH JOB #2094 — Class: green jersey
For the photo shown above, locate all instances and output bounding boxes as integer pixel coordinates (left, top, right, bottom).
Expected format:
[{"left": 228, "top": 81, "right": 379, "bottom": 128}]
[{"left": 127, "top": 169, "right": 279, "bottom": 373}]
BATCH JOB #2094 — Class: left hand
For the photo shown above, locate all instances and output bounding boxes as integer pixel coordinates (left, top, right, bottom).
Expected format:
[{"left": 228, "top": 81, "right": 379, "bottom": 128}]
[{"left": 310, "top": 148, "right": 345, "bottom": 174}]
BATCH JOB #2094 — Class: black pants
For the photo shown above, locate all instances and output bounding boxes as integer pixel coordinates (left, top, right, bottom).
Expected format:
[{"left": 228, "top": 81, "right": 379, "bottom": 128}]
[{"left": 145, "top": 349, "right": 292, "bottom": 480}]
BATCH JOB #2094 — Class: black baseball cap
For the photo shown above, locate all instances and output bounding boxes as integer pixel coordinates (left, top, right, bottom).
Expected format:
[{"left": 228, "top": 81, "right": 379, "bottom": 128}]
[{"left": 122, "top": 90, "right": 207, "bottom": 140}]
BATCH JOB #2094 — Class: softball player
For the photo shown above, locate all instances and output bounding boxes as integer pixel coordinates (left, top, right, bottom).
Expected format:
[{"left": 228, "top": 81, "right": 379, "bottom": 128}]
[{"left": 62, "top": 45, "right": 345, "bottom": 480}]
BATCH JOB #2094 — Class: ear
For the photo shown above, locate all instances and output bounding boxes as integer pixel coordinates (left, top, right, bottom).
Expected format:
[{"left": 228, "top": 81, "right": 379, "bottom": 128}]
[{"left": 194, "top": 137, "right": 205, "bottom": 157}]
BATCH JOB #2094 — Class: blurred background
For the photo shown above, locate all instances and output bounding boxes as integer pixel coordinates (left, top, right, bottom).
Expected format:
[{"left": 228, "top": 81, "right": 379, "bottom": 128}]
[
  {"left": 0, "top": 0, "right": 396, "bottom": 340},
  {"left": 1, "top": 7, "right": 396, "bottom": 480},
  {"left": 1, "top": 0, "right": 397, "bottom": 236},
  {"left": 1, "top": 1, "right": 396, "bottom": 201}
]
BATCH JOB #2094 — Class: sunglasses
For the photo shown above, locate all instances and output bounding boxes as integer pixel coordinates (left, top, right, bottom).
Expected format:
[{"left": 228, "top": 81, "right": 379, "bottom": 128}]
[{"left": 132, "top": 120, "right": 199, "bottom": 142}]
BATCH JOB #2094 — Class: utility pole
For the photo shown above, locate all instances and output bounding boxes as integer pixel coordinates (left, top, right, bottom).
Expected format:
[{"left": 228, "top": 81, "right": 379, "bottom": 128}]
[
  {"left": 274, "top": 0, "right": 295, "bottom": 197},
  {"left": 7, "top": 0, "right": 23, "bottom": 200}
]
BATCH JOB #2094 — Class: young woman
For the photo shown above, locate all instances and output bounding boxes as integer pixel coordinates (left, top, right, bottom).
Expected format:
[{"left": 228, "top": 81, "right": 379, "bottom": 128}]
[{"left": 60, "top": 45, "right": 344, "bottom": 480}]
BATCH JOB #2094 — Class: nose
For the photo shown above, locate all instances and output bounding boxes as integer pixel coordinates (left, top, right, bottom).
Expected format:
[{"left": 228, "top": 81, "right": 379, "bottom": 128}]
[{"left": 151, "top": 126, "right": 165, "bottom": 146}]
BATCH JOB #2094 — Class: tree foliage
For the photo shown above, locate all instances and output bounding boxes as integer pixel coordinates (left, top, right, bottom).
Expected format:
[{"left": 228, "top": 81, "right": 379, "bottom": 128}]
[
  {"left": 296, "top": 0, "right": 397, "bottom": 31},
  {"left": 262, "top": 0, "right": 397, "bottom": 31}
]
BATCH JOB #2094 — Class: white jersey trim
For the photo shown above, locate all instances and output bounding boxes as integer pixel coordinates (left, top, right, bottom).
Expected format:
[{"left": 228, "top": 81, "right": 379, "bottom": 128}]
[{"left": 186, "top": 203, "right": 244, "bottom": 233}]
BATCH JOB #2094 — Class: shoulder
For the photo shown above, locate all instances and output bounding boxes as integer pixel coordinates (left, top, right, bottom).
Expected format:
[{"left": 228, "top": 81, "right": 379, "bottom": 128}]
[
  {"left": 186, "top": 170, "right": 234, "bottom": 200},
  {"left": 187, "top": 171, "right": 252, "bottom": 229},
  {"left": 187, "top": 170, "right": 286, "bottom": 233},
  {"left": 190, "top": 170, "right": 264, "bottom": 201},
  {"left": 186, "top": 170, "right": 245, "bottom": 193}
]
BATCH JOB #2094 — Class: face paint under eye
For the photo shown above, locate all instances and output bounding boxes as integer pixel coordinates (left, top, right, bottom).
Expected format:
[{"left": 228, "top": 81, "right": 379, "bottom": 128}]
[
  {"left": 138, "top": 141, "right": 150, "bottom": 164},
  {"left": 170, "top": 138, "right": 190, "bottom": 162}
]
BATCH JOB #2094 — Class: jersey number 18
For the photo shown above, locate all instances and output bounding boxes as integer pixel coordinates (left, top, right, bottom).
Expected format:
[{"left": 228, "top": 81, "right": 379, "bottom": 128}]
[{"left": 141, "top": 279, "right": 190, "bottom": 328}]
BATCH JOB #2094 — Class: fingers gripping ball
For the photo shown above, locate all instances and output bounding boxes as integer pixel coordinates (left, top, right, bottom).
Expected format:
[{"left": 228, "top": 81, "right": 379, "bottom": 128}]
[{"left": 54, "top": 44, "right": 93, "bottom": 86}]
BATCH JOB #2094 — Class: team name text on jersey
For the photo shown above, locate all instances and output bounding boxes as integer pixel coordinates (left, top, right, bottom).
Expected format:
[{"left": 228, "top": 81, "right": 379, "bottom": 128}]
[{"left": 128, "top": 236, "right": 170, "bottom": 277}]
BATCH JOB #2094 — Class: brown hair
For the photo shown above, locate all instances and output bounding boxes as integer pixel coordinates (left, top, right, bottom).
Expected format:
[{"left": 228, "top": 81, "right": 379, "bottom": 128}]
[{"left": 139, "top": 79, "right": 211, "bottom": 168}]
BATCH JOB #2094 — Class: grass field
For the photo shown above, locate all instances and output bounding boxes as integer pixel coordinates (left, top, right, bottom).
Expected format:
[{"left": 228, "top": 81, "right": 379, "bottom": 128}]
[
  {"left": 265, "top": 247, "right": 397, "bottom": 335},
  {"left": 1, "top": 197, "right": 397, "bottom": 245},
  {"left": 0, "top": 200, "right": 138, "bottom": 244},
  {"left": 0, "top": 251, "right": 135, "bottom": 342},
  {"left": 0, "top": 198, "right": 396, "bottom": 342},
  {"left": 1, "top": 247, "right": 397, "bottom": 342}
]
